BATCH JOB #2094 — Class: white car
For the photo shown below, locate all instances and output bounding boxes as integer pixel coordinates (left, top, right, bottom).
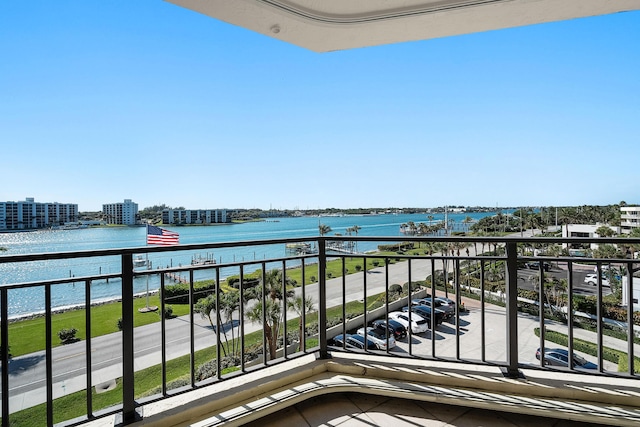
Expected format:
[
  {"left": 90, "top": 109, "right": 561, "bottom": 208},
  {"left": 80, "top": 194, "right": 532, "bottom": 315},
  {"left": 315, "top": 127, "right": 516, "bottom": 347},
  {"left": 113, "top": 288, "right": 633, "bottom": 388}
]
[
  {"left": 583, "top": 273, "right": 609, "bottom": 286},
  {"left": 356, "top": 327, "right": 397, "bottom": 350},
  {"left": 388, "top": 311, "right": 429, "bottom": 334}
]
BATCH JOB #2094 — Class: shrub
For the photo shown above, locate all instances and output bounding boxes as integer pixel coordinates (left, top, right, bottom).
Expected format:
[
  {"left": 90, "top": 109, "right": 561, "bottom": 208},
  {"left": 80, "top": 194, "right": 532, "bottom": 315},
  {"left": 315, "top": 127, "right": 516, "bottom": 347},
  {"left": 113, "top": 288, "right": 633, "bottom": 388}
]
[
  {"left": 372, "top": 260, "right": 380, "bottom": 267},
  {"left": 310, "top": 276, "right": 316, "bottom": 283},
  {"left": 117, "top": 318, "right": 123, "bottom": 331},
  {"left": 355, "top": 265, "right": 362, "bottom": 271},
  {"left": 164, "top": 280, "right": 216, "bottom": 304},
  {"left": 162, "top": 305, "right": 174, "bottom": 319},
  {"left": 58, "top": 328, "right": 78, "bottom": 344},
  {"left": 389, "top": 284, "right": 403, "bottom": 296},
  {"left": 226, "top": 277, "right": 260, "bottom": 289},
  {"left": 195, "top": 356, "right": 242, "bottom": 382}
]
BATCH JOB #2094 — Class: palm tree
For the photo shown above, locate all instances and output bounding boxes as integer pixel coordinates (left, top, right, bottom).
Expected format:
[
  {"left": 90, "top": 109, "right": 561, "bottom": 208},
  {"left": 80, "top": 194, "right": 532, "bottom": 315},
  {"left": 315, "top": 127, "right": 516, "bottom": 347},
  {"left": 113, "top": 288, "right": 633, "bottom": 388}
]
[
  {"left": 194, "top": 291, "right": 241, "bottom": 358},
  {"left": 288, "top": 295, "right": 315, "bottom": 345},
  {"left": 351, "top": 225, "right": 361, "bottom": 252},
  {"left": 595, "top": 225, "right": 616, "bottom": 238},
  {"left": 318, "top": 223, "right": 332, "bottom": 236},
  {"left": 408, "top": 221, "right": 417, "bottom": 235},
  {"left": 463, "top": 216, "right": 473, "bottom": 233},
  {"left": 246, "top": 269, "right": 295, "bottom": 360}
]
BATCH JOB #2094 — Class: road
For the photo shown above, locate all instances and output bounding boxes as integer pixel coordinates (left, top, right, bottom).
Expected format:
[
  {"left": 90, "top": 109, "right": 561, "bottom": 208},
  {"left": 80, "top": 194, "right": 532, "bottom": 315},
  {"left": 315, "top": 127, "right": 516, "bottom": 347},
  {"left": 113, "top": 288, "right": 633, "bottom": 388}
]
[{"left": 516, "top": 265, "right": 612, "bottom": 297}]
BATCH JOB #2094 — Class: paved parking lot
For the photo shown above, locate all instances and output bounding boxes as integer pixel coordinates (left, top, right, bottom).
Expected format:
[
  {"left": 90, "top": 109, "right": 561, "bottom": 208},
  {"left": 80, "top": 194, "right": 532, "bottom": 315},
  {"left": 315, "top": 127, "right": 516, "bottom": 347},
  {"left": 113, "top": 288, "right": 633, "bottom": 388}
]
[{"left": 352, "top": 298, "right": 617, "bottom": 372}]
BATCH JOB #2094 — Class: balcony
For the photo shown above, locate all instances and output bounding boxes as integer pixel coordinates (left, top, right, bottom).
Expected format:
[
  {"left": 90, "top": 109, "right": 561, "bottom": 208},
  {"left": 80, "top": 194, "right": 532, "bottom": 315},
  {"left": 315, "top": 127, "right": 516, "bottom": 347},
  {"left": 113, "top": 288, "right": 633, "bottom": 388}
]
[{"left": 0, "top": 235, "right": 639, "bottom": 426}]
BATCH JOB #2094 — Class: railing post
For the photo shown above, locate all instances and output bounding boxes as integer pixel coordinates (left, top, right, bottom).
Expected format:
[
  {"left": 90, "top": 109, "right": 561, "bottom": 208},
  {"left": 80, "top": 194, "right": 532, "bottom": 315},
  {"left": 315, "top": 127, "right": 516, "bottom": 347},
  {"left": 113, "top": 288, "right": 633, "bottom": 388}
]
[
  {"left": 1, "top": 288, "right": 9, "bottom": 427},
  {"left": 318, "top": 238, "right": 330, "bottom": 359},
  {"left": 504, "top": 241, "right": 521, "bottom": 378},
  {"left": 121, "top": 254, "right": 138, "bottom": 423}
]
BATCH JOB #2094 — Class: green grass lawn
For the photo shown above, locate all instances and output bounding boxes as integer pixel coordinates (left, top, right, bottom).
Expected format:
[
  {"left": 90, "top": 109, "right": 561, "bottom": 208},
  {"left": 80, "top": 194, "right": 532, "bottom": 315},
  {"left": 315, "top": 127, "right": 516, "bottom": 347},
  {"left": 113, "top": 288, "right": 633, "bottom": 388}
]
[{"left": 7, "top": 294, "right": 191, "bottom": 356}]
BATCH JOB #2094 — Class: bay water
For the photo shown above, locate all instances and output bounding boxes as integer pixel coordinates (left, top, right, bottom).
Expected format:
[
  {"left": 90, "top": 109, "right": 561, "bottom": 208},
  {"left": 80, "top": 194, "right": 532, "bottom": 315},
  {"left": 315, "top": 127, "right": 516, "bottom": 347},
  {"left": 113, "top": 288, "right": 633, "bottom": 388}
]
[{"left": 0, "top": 212, "right": 498, "bottom": 317}]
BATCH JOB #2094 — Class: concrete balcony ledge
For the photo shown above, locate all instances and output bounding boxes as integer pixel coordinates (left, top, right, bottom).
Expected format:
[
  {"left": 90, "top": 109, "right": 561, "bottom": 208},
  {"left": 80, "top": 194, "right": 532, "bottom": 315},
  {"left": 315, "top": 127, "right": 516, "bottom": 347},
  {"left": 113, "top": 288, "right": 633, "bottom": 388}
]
[{"left": 84, "top": 352, "right": 640, "bottom": 427}]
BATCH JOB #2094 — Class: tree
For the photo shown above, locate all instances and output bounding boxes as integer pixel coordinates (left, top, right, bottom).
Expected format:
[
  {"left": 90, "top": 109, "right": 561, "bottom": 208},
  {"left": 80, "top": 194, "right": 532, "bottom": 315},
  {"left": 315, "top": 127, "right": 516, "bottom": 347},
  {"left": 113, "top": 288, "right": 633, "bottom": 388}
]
[
  {"left": 595, "top": 225, "right": 616, "bottom": 238},
  {"left": 593, "top": 243, "right": 620, "bottom": 259},
  {"left": 318, "top": 223, "right": 332, "bottom": 236},
  {"left": 407, "top": 221, "right": 417, "bottom": 235},
  {"left": 288, "top": 295, "right": 315, "bottom": 345},
  {"left": 351, "top": 225, "right": 361, "bottom": 252},
  {"left": 194, "top": 292, "right": 242, "bottom": 358},
  {"left": 246, "top": 270, "right": 295, "bottom": 360},
  {"left": 463, "top": 216, "right": 474, "bottom": 233}
]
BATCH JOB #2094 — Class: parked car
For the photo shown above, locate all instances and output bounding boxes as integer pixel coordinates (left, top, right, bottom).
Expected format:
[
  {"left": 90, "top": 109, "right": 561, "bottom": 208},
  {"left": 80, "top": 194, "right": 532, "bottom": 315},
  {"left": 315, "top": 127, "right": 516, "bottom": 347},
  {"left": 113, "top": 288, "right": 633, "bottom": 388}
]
[
  {"left": 592, "top": 265, "right": 622, "bottom": 280},
  {"left": 388, "top": 311, "right": 429, "bottom": 334},
  {"left": 526, "top": 261, "right": 551, "bottom": 271},
  {"left": 371, "top": 318, "right": 407, "bottom": 340},
  {"left": 356, "top": 326, "right": 396, "bottom": 350},
  {"left": 583, "top": 273, "right": 610, "bottom": 287},
  {"left": 413, "top": 297, "right": 454, "bottom": 320},
  {"left": 435, "top": 297, "right": 458, "bottom": 312},
  {"left": 535, "top": 348, "right": 597, "bottom": 369},
  {"left": 332, "top": 334, "right": 377, "bottom": 350},
  {"left": 402, "top": 305, "right": 444, "bottom": 326}
]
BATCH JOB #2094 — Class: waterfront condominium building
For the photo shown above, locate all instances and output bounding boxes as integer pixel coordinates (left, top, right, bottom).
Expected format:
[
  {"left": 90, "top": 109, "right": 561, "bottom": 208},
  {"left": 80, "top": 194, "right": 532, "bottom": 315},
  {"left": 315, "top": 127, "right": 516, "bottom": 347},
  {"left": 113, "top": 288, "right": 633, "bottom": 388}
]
[
  {"left": 620, "top": 205, "right": 640, "bottom": 234},
  {"left": 162, "top": 208, "right": 229, "bottom": 225},
  {"left": 102, "top": 199, "right": 139, "bottom": 225},
  {"left": 0, "top": 197, "right": 79, "bottom": 230}
]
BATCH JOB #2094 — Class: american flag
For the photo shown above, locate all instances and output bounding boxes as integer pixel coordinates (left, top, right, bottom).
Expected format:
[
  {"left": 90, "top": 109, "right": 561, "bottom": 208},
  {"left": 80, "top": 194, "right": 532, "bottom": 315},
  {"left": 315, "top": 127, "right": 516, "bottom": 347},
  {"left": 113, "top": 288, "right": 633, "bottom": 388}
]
[{"left": 146, "top": 225, "right": 180, "bottom": 246}]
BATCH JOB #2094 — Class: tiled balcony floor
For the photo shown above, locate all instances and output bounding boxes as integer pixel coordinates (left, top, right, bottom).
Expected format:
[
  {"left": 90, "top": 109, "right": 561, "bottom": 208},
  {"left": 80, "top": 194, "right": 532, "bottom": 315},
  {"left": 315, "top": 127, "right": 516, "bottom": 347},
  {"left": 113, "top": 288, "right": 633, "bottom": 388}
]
[{"left": 244, "top": 392, "right": 601, "bottom": 427}]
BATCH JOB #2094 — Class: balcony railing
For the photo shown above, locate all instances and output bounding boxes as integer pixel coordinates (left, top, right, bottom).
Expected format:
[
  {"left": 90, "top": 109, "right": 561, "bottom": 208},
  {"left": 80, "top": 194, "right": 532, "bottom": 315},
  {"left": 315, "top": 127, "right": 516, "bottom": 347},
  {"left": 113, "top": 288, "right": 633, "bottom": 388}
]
[{"left": 0, "top": 236, "right": 639, "bottom": 426}]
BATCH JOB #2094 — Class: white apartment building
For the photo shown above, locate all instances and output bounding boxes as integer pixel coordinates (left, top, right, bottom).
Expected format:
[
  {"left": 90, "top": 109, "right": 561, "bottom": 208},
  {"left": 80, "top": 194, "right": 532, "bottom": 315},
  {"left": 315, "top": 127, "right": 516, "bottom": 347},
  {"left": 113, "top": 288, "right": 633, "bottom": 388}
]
[
  {"left": 0, "top": 197, "right": 78, "bottom": 230},
  {"left": 162, "top": 208, "right": 229, "bottom": 225},
  {"left": 102, "top": 199, "right": 139, "bottom": 225},
  {"left": 620, "top": 206, "right": 640, "bottom": 234}
]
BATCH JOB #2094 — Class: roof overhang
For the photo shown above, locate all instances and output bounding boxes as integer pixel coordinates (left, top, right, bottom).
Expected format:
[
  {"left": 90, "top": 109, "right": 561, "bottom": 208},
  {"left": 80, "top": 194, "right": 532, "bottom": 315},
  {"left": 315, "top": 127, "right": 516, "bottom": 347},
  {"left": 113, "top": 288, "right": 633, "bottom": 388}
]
[{"left": 165, "top": 0, "right": 640, "bottom": 52}]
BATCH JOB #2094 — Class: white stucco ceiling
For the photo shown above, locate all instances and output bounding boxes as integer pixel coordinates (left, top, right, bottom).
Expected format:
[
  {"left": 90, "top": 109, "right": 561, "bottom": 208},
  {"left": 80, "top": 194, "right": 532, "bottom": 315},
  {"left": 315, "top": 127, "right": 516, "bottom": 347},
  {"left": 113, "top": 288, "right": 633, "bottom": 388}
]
[{"left": 166, "top": 0, "right": 640, "bottom": 52}]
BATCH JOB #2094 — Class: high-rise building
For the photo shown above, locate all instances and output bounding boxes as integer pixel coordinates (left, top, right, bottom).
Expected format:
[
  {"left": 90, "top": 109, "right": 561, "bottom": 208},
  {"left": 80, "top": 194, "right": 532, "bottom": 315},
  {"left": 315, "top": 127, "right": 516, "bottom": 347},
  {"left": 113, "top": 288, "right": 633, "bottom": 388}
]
[
  {"left": 102, "top": 199, "right": 139, "bottom": 225},
  {"left": 162, "top": 208, "right": 229, "bottom": 225},
  {"left": 620, "top": 206, "right": 640, "bottom": 234},
  {"left": 0, "top": 197, "right": 78, "bottom": 230}
]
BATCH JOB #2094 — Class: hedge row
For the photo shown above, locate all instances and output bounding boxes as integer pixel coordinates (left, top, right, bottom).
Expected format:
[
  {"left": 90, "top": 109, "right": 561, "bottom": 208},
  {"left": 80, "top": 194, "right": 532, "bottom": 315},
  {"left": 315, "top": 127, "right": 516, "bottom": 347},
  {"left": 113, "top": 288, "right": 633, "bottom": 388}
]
[
  {"left": 164, "top": 280, "right": 216, "bottom": 304},
  {"left": 377, "top": 242, "right": 415, "bottom": 252}
]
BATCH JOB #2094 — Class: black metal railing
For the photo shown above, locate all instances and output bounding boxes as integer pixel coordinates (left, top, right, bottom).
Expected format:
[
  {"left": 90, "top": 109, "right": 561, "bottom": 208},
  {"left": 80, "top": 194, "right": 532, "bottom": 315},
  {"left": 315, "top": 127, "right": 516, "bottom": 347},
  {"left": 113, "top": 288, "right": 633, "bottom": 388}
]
[{"left": 0, "top": 236, "right": 638, "bottom": 426}]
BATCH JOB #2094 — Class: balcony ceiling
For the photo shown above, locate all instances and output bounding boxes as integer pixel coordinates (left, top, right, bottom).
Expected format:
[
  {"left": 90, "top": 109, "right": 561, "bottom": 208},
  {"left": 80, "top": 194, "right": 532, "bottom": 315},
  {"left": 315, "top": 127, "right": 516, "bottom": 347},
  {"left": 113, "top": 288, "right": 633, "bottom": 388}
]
[{"left": 166, "top": 0, "right": 640, "bottom": 52}]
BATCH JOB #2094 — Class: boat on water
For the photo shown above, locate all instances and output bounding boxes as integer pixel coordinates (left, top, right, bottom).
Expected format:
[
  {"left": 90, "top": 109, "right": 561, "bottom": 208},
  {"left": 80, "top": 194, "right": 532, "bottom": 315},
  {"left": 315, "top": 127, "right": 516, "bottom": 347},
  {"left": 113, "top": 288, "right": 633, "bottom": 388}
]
[{"left": 133, "top": 255, "right": 148, "bottom": 268}]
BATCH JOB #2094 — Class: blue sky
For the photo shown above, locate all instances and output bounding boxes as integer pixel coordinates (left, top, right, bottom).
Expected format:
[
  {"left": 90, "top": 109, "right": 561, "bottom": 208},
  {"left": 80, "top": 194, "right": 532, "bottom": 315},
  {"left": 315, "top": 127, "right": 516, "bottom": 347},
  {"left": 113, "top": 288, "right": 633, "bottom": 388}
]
[{"left": 1, "top": 2, "right": 638, "bottom": 211}]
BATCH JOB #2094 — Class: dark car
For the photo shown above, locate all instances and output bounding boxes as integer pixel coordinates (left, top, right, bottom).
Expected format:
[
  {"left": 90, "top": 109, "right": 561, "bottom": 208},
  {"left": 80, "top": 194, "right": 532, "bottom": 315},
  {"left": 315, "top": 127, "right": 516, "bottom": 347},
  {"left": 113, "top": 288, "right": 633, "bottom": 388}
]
[
  {"left": 535, "top": 348, "right": 597, "bottom": 369},
  {"left": 402, "top": 305, "right": 444, "bottom": 327},
  {"left": 526, "top": 261, "right": 551, "bottom": 271},
  {"left": 372, "top": 318, "right": 407, "bottom": 340},
  {"left": 435, "top": 297, "right": 458, "bottom": 312},
  {"left": 413, "top": 297, "right": 454, "bottom": 320},
  {"left": 332, "top": 334, "right": 377, "bottom": 350}
]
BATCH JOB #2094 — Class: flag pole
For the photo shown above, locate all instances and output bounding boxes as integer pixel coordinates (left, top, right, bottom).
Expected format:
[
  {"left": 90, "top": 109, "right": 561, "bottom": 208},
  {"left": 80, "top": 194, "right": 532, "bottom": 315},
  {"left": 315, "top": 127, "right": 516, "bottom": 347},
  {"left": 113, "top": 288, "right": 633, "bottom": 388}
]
[{"left": 139, "top": 223, "right": 158, "bottom": 313}]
